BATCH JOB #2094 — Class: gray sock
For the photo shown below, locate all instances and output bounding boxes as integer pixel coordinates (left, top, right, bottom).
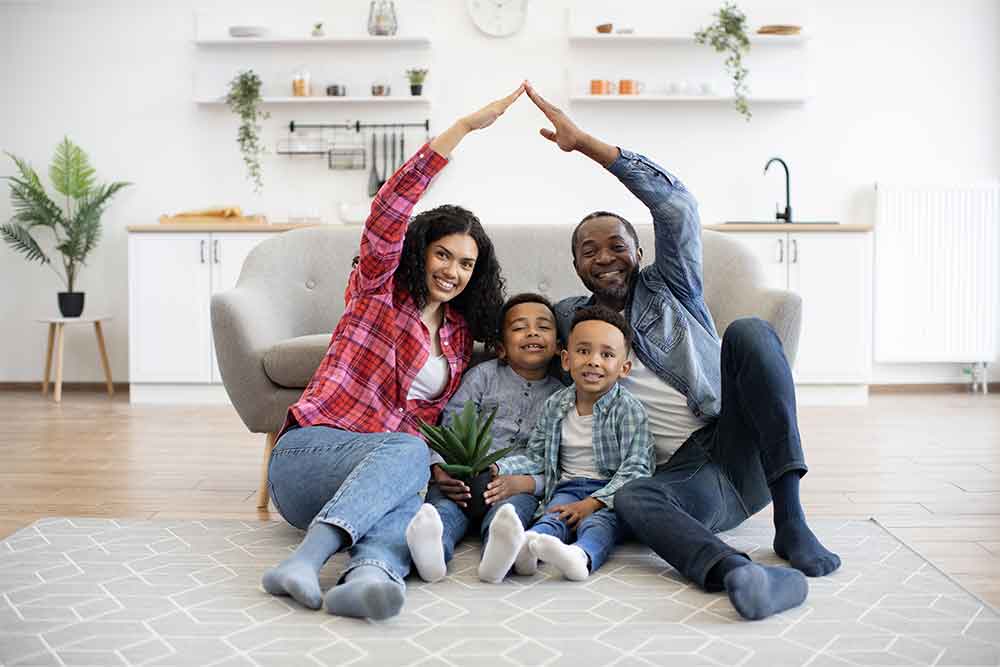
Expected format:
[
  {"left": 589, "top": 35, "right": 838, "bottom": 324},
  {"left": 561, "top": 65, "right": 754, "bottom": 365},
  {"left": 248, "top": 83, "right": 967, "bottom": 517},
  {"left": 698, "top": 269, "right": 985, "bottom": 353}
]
[
  {"left": 262, "top": 521, "right": 345, "bottom": 610},
  {"left": 324, "top": 565, "right": 405, "bottom": 620},
  {"left": 724, "top": 562, "right": 808, "bottom": 621}
]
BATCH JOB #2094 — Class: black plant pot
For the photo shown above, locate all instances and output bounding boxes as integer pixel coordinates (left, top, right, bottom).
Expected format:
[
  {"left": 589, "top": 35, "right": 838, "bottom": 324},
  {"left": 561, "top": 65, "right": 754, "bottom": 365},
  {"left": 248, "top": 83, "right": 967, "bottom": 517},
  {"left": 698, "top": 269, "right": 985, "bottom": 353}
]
[
  {"left": 58, "top": 292, "right": 85, "bottom": 318},
  {"left": 462, "top": 469, "right": 492, "bottom": 522},
  {"left": 410, "top": 83, "right": 423, "bottom": 96}
]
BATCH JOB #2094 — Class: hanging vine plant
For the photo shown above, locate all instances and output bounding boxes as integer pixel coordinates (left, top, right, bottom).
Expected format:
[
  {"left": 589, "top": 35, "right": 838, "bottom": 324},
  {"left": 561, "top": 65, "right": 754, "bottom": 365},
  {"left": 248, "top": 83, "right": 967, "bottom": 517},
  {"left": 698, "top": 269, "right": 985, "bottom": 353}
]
[
  {"left": 225, "top": 69, "right": 270, "bottom": 193},
  {"left": 695, "top": 2, "right": 752, "bottom": 121}
]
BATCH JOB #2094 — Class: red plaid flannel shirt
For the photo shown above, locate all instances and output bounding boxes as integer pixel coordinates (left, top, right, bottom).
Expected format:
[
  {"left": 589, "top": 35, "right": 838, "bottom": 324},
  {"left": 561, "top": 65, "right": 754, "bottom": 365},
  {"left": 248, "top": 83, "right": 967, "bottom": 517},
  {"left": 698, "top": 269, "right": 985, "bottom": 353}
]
[{"left": 284, "top": 143, "right": 472, "bottom": 437}]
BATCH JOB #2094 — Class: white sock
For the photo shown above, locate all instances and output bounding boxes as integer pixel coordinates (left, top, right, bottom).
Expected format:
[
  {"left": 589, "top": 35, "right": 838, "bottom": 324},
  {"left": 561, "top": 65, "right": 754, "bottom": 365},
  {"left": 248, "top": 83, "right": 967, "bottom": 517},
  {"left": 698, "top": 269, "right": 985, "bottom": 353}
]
[
  {"left": 530, "top": 534, "right": 590, "bottom": 581},
  {"left": 405, "top": 504, "right": 447, "bottom": 583},
  {"left": 514, "top": 532, "right": 539, "bottom": 575},
  {"left": 478, "top": 504, "right": 524, "bottom": 583}
]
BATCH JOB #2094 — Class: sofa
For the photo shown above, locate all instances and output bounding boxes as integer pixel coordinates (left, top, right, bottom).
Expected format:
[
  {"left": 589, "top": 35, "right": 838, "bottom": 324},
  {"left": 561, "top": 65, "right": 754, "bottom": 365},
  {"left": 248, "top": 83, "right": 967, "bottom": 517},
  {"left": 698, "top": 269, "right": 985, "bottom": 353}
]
[{"left": 211, "top": 224, "right": 802, "bottom": 508}]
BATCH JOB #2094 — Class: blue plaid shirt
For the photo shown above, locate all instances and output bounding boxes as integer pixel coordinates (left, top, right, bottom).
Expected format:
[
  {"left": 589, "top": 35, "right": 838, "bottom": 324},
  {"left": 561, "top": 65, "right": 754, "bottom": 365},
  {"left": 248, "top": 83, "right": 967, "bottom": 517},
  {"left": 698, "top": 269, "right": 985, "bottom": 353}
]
[{"left": 496, "top": 382, "right": 653, "bottom": 512}]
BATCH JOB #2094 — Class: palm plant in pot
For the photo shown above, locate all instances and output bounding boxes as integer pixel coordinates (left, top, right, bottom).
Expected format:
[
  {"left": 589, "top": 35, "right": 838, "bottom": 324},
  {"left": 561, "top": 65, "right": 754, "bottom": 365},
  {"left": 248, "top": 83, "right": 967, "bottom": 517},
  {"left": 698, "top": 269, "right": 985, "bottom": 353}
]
[
  {"left": 1, "top": 138, "right": 130, "bottom": 317},
  {"left": 419, "top": 400, "right": 513, "bottom": 521}
]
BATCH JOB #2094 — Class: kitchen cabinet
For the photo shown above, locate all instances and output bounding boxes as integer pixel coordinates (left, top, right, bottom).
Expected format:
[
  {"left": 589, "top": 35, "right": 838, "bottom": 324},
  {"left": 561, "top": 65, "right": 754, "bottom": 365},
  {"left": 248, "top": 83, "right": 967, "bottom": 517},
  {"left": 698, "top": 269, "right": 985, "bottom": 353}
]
[
  {"left": 709, "top": 227, "right": 873, "bottom": 398},
  {"left": 128, "top": 229, "right": 285, "bottom": 403}
]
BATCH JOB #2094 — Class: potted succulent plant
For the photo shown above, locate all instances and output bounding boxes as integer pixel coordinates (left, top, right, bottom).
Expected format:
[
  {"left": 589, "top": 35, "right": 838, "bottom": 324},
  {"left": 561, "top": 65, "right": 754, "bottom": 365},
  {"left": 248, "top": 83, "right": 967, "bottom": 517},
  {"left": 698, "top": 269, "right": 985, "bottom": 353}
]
[
  {"left": 419, "top": 400, "right": 513, "bottom": 521},
  {"left": 695, "top": 2, "right": 752, "bottom": 120},
  {"left": 225, "top": 69, "right": 270, "bottom": 193},
  {"left": 1, "top": 138, "right": 130, "bottom": 317},
  {"left": 406, "top": 68, "right": 428, "bottom": 96}
]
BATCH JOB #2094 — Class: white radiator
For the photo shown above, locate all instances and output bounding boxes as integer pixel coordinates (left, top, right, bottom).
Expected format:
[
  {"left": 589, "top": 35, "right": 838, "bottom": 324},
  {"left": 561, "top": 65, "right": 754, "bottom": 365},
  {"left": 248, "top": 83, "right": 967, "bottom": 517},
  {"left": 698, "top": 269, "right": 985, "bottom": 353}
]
[{"left": 874, "top": 184, "right": 999, "bottom": 363}]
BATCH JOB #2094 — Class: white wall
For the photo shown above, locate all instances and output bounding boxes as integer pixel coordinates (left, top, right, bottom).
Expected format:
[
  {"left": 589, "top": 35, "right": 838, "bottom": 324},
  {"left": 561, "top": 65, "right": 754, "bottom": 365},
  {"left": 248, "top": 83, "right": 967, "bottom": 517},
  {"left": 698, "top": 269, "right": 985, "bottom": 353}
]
[{"left": 1, "top": 0, "right": 998, "bottom": 384}]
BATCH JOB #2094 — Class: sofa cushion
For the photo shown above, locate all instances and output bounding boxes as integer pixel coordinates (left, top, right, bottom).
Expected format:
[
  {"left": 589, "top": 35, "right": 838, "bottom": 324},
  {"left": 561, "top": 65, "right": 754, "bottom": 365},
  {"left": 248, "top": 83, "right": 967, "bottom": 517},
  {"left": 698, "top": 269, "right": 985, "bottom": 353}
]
[{"left": 263, "top": 334, "right": 331, "bottom": 388}]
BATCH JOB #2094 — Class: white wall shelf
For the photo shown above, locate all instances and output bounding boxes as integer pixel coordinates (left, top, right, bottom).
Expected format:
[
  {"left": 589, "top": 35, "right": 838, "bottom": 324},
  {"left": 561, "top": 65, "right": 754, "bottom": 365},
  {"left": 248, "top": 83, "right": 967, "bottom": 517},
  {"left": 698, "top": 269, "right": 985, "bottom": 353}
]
[
  {"left": 196, "top": 96, "right": 430, "bottom": 106},
  {"left": 569, "top": 33, "right": 808, "bottom": 46},
  {"left": 569, "top": 94, "right": 808, "bottom": 104},
  {"left": 196, "top": 36, "right": 431, "bottom": 47}
]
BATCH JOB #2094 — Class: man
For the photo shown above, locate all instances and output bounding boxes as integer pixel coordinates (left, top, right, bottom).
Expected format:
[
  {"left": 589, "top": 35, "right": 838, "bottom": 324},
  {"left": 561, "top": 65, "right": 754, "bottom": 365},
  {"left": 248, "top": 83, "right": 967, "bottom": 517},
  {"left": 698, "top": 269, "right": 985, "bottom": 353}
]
[{"left": 523, "top": 82, "right": 840, "bottom": 621}]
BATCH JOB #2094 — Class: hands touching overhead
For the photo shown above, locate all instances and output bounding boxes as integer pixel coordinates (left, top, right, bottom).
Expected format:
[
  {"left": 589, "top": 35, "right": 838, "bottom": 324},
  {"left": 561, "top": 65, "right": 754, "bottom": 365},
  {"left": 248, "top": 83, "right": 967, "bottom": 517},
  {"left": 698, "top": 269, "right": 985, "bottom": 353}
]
[{"left": 429, "top": 80, "right": 619, "bottom": 167}]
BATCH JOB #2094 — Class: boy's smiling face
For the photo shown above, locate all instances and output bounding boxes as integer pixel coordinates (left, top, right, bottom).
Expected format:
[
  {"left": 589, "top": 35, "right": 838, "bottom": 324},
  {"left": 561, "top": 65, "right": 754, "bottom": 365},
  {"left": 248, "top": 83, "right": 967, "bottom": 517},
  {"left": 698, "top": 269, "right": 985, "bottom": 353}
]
[
  {"left": 562, "top": 319, "right": 631, "bottom": 398},
  {"left": 496, "top": 302, "right": 558, "bottom": 377}
]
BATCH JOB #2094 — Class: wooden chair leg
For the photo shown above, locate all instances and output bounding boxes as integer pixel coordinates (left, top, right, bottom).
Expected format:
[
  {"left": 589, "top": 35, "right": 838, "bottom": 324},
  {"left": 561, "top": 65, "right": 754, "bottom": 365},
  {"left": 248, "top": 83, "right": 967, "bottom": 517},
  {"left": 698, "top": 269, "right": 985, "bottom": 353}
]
[
  {"left": 53, "top": 323, "right": 65, "bottom": 403},
  {"left": 257, "top": 431, "right": 277, "bottom": 510},
  {"left": 93, "top": 321, "right": 114, "bottom": 397},
  {"left": 42, "top": 323, "right": 55, "bottom": 395}
]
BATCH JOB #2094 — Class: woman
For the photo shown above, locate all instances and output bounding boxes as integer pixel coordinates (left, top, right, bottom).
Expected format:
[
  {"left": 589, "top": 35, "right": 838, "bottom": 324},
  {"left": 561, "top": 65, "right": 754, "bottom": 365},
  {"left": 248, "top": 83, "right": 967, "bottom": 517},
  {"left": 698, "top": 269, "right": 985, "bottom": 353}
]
[{"left": 261, "top": 85, "right": 522, "bottom": 620}]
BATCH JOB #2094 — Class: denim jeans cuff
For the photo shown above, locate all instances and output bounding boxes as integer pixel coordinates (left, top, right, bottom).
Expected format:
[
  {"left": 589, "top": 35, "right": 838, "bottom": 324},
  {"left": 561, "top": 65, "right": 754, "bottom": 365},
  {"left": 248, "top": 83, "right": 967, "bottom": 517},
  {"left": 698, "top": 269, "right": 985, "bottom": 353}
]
[
  {"left": 765, "top": 461, "right": 808, "bottom": 487},
  {"left": 337, "top": 559, "right": 406, "bottom": 588},
  {"left": 698, "top": 548, "right": 750, "bottom": 593},
  {"left": 309, "top": 515, "right": 358, "bottom": 547}
]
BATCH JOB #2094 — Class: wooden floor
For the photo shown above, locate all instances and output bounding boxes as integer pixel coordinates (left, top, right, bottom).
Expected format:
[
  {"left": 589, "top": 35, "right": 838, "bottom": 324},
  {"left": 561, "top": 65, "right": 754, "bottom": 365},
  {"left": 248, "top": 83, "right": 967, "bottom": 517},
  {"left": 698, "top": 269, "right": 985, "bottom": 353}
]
[{"left": 2, "top": 388, "right": 998, "bottom": 607}]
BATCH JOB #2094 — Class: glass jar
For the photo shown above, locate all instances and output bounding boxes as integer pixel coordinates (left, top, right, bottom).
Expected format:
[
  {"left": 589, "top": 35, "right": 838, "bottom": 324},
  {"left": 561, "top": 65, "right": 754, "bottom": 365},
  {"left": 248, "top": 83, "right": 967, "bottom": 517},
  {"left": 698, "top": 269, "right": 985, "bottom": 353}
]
[
  {"left": 292, "top": 67, "right": 311, "bottom": 97},
  {"left": 367, "top": 0, "right": 398, "bottom": 36}
]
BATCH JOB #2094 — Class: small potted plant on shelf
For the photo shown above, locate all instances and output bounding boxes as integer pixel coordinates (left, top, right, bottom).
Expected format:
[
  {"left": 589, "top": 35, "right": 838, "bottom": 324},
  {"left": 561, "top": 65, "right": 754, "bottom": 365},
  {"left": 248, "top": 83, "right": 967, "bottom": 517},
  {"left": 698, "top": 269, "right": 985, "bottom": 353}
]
[
  {"left": 695, "top": 2, "right": 752, "bottom": 121},
  {"left": 419, "top": 400, "right": 513, "bottom": 522},
  {"left": 225, "top": 69, "right": 270, "bottom": 193},
  {"left": 406, "top": 68, "right": 428, "bottom": 96},
  {"left": 1, "top": 138, "right": 130, "bottom": 317},
  {"left": 311, "top": 22, "right": 325, "bottom": 37}
]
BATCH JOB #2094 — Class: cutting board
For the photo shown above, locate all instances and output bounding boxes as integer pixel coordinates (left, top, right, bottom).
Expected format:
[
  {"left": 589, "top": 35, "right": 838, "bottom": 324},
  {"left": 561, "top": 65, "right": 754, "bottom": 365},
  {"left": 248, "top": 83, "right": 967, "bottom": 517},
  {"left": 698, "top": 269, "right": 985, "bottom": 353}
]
[{"left": 159, "top": 214, "right": 268, "bottom": 225}]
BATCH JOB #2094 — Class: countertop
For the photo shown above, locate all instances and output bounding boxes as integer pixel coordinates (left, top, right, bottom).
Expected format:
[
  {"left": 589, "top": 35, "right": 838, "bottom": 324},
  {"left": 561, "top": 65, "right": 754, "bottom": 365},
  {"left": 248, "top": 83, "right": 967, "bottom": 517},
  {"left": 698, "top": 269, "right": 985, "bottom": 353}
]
[
  {"left": 704, "top": 223, "right": 873, "bottom": 232},
  {"left": 127, "top": 222, "right": 321, "bottom": 232}
]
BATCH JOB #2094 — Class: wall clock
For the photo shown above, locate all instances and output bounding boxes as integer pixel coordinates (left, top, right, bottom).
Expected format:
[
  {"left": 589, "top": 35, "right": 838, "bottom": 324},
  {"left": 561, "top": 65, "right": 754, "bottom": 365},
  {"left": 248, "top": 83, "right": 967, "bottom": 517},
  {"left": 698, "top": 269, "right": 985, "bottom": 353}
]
[{"left": 466, "top": 0, "right": 528, "bottom": 38}]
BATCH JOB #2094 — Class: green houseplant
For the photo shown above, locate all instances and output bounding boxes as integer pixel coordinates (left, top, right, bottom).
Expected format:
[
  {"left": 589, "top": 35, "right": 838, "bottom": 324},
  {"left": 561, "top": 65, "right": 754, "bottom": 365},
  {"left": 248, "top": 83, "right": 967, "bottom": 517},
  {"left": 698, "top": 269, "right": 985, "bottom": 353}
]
[
  {"left": 1, "top": 138, "right": 130, "bottom": 317},
  {"left": 225, "top": 69, "right": 270, "bottom": 193},
  {"left": 405, "top": 68, "right": 428, "bottom": 96},
  {"left": 419, "top": 400, "right": 513, "bottom": 521},
  {"left": 695, "top": 2, "right": 752, "bottom": 121}
]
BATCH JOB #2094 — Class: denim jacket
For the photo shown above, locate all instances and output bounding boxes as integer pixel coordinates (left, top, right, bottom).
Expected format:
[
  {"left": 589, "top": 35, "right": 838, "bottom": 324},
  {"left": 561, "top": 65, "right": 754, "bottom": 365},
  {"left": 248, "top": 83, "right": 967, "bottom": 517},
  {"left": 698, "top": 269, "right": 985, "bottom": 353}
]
[{"left": 554, "top": 149, "right": 722, "bottom": 420}]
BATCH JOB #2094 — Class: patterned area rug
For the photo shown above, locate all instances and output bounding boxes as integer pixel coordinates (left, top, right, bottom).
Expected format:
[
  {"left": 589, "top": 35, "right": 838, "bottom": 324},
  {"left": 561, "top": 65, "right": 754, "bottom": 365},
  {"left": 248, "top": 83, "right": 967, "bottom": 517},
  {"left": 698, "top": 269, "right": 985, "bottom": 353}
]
[{"left": 1, "top": 517, "right": 998, "bottom": 667}]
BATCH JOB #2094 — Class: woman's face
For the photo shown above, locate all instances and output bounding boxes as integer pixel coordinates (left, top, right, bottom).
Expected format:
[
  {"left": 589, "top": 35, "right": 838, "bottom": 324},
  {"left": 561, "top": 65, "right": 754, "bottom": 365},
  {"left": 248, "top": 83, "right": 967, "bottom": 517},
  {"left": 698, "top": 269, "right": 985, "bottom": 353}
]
[{"left": 424, "top": 232, "right": 479, "bottom": 306}]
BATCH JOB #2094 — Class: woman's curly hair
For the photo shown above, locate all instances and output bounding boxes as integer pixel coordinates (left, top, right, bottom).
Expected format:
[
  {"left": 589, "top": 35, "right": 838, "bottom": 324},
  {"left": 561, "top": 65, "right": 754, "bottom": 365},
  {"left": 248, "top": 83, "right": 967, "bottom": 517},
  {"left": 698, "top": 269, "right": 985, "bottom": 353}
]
[{"left": 395, "top": 204, "right": 506, "bottom": 347}]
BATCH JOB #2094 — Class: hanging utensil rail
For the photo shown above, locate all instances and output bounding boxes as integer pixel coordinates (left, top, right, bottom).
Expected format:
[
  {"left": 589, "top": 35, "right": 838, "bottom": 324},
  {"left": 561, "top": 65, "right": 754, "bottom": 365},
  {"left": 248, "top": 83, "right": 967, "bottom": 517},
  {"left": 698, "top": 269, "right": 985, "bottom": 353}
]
[{"left": 288, "top": 120, "right": 430, "bottom": 133}]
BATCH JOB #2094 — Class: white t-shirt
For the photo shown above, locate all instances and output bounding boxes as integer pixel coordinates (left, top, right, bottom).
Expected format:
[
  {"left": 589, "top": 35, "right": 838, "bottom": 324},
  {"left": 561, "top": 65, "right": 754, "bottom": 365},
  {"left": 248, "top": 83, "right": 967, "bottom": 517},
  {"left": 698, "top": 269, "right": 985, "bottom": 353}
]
[
  {"left": 619, "top": 354, "right": 708, "bottom": 466},
  {"left": 407, "top": 354, "right": 450, "bottom": 401},
  {"left": 559, "top": 407, "right": 601, "bottom": 481}
]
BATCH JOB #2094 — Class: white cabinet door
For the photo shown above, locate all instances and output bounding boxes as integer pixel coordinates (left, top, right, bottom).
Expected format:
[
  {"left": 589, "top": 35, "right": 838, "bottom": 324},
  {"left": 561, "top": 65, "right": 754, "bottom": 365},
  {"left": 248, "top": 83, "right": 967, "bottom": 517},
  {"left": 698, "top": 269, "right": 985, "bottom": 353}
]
[
  {"left": 129, "top": 234, "right": 213, "bottom": 382},
  {"left": 789, "top": 233, "right": 872, "bottom": 383},
  {"left": 209, "top": 233, "right": 272, "bottom": 383},
  {"left": 725, "top": 232, "right": 788, "bottom": 290}
]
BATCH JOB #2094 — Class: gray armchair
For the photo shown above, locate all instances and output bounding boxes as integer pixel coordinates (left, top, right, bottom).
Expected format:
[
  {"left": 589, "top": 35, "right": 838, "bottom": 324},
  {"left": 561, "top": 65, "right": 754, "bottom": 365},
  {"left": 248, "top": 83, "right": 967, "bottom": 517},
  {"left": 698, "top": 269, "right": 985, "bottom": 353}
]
[{"left": 211, "top": 225, "right": 801, "bottom": 508}]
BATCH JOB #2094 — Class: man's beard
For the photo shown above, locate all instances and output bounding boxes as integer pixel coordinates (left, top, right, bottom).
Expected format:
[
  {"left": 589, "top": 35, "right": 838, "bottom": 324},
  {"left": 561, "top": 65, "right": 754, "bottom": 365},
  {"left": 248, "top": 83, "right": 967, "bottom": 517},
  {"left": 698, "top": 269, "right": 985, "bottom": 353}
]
[{"left": 582, "top": 269, "right": 635, "bottom": 305}]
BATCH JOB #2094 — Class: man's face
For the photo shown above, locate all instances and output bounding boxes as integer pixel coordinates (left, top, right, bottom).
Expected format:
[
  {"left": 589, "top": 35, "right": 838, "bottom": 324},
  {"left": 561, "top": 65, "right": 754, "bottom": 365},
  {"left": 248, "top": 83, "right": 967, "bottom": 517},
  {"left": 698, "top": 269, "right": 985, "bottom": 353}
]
[{"left": 573, "top": 217, "right": 642, "bottom": 304}]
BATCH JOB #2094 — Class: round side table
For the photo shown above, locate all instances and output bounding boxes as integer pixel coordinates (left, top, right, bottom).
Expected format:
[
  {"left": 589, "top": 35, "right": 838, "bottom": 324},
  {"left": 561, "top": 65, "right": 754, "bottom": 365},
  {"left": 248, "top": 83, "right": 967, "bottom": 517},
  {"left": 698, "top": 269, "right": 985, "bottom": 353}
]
[{"left": 37, "top": 315, "right": 114, "bottom": 403}]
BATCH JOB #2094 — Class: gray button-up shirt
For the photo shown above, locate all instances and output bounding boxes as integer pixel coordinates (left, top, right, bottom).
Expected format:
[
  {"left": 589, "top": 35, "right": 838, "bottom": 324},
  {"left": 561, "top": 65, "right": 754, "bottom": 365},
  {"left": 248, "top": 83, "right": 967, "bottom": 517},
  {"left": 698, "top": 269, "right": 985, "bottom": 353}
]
[{"left": 437, "top": 359, "right": 564, "bottom": 494}]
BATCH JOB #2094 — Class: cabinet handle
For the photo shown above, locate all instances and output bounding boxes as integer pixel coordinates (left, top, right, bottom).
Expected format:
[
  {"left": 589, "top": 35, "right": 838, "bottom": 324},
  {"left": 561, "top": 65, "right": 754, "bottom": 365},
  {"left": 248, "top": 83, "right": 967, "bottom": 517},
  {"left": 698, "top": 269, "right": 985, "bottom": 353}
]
[
  {"left": 213, "top": 239, "right": 220, "bottom": 264},
  {"left": 200, "top": 240, "right": 206, "bottom": 264},
  {"left": 791, "top": 239, "right": 798, "bottom": 264},
  {"left": 776, "top": 238, "right": 784, "bottom": 263}
]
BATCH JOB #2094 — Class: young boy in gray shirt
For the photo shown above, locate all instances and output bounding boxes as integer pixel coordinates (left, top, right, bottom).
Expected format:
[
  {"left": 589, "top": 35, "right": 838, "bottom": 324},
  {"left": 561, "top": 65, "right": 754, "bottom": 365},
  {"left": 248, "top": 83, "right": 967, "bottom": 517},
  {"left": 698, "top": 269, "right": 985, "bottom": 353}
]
[{"left": 407, "top": 293, "right": 565, "bottom": 582}]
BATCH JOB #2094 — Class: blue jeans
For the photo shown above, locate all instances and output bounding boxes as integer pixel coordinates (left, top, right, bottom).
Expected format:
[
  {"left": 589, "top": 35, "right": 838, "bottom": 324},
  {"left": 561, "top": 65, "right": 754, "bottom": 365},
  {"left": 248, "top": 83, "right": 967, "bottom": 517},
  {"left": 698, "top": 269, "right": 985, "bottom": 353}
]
[
  {"left": 530, "top": 478, "right": 627, "bottom": 574},
  {"left": 615, "top": 318, "right": 808, "bottom": 591},
  {"left": 425, "top": 485, "right": 538, "bottom": 561},
  {"left": 267, "top": 426, "right": 430, "bottom": 586}
]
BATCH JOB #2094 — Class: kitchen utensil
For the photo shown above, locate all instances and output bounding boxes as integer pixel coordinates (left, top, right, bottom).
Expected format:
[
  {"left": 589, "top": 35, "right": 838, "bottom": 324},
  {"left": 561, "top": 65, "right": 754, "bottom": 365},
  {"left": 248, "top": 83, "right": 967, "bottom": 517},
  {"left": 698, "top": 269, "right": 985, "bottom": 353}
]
[
  {"left": 595, "top": 23, "right": 613, "bottom": 33},
  {"left": 325, "top": 84, "right": 347, "bottom": 96},
  {"left": 367, "top": 133, "right": 380, "bottom": 196},
  {"left": 757, "top": 24, "right": 801, "bottom": 35},
  {"left": 371, "top": 83, "right": 390, "bottom": 96},
  {"left": 381, "top": 131, "right": 388, "bottom": 185}
]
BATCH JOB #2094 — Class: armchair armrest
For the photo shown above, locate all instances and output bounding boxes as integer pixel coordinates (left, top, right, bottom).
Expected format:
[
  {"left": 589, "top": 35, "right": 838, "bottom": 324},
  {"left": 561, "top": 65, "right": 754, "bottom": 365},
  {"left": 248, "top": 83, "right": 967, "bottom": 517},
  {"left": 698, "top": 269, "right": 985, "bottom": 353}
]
[
  {"left": 211, "top": 287, "right": 304, "bottom": 433},
  {"left": 713, "top": 286, "right": 802, "bottom": 367}
]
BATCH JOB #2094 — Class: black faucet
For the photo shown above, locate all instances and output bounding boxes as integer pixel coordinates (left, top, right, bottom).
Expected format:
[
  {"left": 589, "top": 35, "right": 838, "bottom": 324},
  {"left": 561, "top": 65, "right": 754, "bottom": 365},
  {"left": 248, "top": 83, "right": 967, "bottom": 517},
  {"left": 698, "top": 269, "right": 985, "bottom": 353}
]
[{"left": 764, "top": 157, "right": 792, "bottom": 223}]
